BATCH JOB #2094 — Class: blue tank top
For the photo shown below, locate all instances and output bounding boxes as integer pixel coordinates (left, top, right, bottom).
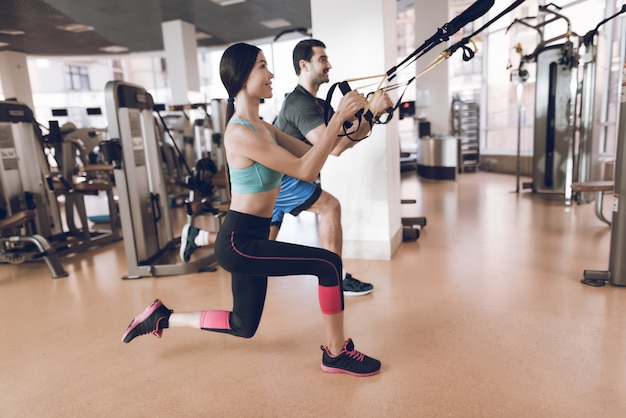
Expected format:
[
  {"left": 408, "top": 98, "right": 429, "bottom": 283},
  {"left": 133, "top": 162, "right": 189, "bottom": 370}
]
[{"left": 227, "top": 118, "right": 283, "bottom": 194}]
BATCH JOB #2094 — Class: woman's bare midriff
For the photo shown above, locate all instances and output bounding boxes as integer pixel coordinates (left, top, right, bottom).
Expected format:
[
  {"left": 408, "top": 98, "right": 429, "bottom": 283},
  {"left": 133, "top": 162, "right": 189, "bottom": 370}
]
[{"left": 228, "top": 187, "right": 280, "bottom": 218}]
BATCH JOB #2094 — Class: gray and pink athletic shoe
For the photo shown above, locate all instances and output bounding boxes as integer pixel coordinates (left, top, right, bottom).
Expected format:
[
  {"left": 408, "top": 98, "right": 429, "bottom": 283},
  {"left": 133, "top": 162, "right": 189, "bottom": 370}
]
[
  {"left": 320, "top": 338, "right": 381, "bottom": 377},
  {"left": 180, "top": 224, "right": 200, "bottom": 263},
  {"left": 121, "top": 299, "right": 172, "bottom": 343}
]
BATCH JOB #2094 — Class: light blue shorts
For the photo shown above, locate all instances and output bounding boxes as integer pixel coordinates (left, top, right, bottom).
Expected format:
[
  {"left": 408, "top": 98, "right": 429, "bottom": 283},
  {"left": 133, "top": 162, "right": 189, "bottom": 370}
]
[{"left": 271, "top": 175, "right": 322, "bottom": 226}]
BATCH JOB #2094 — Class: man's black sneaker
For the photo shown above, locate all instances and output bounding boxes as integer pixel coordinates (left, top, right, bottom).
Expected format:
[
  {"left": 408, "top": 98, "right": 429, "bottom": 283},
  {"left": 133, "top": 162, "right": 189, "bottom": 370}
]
[
  {"left": 342, "top": 273, "right": 374, "bottom": 296},
  {"left": 121, "top": 299, "right": 172, "bottom": 343},
  {"left": 320, "top": 338, "right": 381, "bottom": 377},
  {"left": 180, "top": 224, "right": 200, "bottom": 263}
]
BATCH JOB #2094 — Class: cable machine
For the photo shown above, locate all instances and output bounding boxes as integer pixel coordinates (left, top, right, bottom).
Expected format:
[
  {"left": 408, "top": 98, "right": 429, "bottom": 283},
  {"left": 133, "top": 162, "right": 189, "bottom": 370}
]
[
  {"left": 508, "top": 3, "right": 626, "bottom": 204},
  {"left": 508, "top": 5, "right": 579, "bottom": 203}
]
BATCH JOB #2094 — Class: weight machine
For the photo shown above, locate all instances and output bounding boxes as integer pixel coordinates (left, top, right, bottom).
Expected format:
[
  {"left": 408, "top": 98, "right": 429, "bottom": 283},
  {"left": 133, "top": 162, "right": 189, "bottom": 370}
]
[
  {"left": 102, "top": 80, "right": 217, "bottom": 279},
  {"left": 49, "top": 120, "right": 121, "bottom": 245},
  {"left": 153, "top": 100, "right": 230, "bottom": 229},
  {"left": 181, "top": 99, "right": 231, "bottom": 226},
  {"left": 0, "top": 101, "right": 67, "bottom": 277}
]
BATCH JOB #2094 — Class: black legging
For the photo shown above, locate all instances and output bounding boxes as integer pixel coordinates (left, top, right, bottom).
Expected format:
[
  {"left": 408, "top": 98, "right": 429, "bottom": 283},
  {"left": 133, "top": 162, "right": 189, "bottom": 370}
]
[{"left": 212, "top": 210, "right": 344, "bottom": 338}]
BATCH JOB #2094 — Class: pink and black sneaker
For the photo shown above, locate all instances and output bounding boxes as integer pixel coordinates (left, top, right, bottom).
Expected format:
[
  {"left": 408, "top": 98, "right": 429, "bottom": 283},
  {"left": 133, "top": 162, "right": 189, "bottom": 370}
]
[
  {"left": 121, "top": 299, "right": 172, "bottom": 343},
  {"left": 320, "top": 338, "right": 381, "bottom": 377}
]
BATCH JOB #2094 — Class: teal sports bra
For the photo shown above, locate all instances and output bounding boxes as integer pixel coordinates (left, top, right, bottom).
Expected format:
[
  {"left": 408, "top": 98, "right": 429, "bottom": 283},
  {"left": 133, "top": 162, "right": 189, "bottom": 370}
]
[{"left": 227, "top": 118, "right": 283, "bottom": 194}]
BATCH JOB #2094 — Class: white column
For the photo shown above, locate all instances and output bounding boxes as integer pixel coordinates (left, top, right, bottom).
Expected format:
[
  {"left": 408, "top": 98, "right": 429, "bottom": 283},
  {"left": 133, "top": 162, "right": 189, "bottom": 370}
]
[
  {"left": 311, "top": 0, "right": 401, "bottom": 260},
  {"left": 414, "top": 0, "right": 450, "bottom": 135},
  {"left": 0, "top": 50, "right": 34, "bottom": 109},
  {"left": 162, "top": 20, "right": 200, "bottom": 105}
]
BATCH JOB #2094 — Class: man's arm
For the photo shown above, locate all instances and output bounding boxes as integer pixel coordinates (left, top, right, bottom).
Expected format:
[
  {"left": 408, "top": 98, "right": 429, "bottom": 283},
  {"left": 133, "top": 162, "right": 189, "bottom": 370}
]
[
  {"left": 306, "top": 90, "right": 394, "bottom": 157},
  {"left": 268, "top": 123, "right": 310, "bottom": 157},
  {"left": 304, "top": 122, "right": 358, "bottom": 157}
]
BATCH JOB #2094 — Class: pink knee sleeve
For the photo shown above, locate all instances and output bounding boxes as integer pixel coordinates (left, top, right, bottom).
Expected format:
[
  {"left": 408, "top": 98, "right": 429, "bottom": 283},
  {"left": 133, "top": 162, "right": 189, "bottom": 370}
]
[
  {"left": 318, "top": 285, "right": 343, "bottom": 315},
  {"left": 200, "top": 310, "right": 230, "bottom": 330}
]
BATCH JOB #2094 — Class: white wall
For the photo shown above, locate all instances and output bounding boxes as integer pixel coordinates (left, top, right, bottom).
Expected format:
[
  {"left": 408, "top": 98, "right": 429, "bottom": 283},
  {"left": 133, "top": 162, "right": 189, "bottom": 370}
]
[
  {"left": 413, "top": 0, "right": 450, "bottom": 136},
  {"left": 312, "top": 0, "right": 402, "bottom": 260}
]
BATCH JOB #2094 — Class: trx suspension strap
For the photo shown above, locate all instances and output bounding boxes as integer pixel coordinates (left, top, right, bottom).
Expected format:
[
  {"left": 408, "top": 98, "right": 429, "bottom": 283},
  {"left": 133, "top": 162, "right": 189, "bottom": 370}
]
[{"left": 324, "top": 0, "right": 529, "bottom": 139}]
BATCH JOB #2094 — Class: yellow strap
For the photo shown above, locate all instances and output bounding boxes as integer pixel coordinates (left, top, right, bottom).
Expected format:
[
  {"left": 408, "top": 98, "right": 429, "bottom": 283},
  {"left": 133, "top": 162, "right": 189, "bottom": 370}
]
[
  {"left": 344, "top": 73, "right": 387, "bottom": 83},
  {"left": 415, "top": 51, "right": 450, "bottom": 79},
  {"left": 363, "top": 74, "right": 389, "bottom": 115}
]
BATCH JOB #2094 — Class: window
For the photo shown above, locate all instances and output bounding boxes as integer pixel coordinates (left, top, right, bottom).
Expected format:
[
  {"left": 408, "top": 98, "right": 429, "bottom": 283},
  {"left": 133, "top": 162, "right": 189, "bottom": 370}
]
[
  {"left": 112, "top": 59, "right": 124, "bottom": 81},
  {"left": 448, "top": 0, "right": 622, "bottom": 160},
  {"left": 64, "top": 65, "right": 91, "bottom": 91}
]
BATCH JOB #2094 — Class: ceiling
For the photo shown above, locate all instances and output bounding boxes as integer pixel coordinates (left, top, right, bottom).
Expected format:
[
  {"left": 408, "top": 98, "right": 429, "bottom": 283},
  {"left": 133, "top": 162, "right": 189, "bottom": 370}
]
[{"left": 0, "top": 0, "right": 315, "bottom": 56}]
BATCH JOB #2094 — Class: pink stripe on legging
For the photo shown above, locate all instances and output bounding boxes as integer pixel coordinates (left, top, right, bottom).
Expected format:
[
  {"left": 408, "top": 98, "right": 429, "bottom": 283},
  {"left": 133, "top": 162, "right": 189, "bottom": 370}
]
[
  {"left": 228, "top": 230, "right": 343, "bottom": 314},
  {"left": 229, "top": 231, "right": 342, "bottom": 283}
]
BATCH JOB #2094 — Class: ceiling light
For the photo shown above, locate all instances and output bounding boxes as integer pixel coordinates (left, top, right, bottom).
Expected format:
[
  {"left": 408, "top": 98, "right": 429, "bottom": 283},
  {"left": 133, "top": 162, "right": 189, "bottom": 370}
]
[
  {"left": 99, "top": 45, "right": 129, "bottom": 53},
  {"left": 210, "top": 0, "right": 246, "bottom": 6},
  {"left": 36, "top": 59, "right": 50, "bottom": 68},
  {"left": 261, "top": 19, "right": 291, "bottom": 29},
  {"left": 57, "top": 23, "right": 94, "bottom": 33},
  {"left": 0, "top": 29, "right": 25, "bottom": 36},
  {"left": 196, "top": 32, "right": 213, "bottom": 40}
]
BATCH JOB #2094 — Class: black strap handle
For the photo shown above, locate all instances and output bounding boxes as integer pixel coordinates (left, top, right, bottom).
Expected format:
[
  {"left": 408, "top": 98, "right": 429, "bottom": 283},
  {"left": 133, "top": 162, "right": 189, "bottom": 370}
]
[{"left": 323, "top": 81, "right": 373, "bottom": 142}]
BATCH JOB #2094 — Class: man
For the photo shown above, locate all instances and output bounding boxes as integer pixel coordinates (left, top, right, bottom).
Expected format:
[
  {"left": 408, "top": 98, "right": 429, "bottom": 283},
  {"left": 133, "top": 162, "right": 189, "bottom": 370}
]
[
  {"left": 180, "top": 39, "right": 391, "bottom": 297},
  {"left": 270, "top": 39, "right": 392, "bottom": 296}
]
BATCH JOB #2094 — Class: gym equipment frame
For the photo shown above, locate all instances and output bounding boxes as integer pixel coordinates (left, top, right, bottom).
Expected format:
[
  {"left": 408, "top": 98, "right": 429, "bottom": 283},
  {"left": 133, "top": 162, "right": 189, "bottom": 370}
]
[
  {"left": 0, "top": 100, "right": 67, "bottom": 278},
  {"left": 103, "top": 80, "right": 216, "bottom": 279},
  {"left": 582, "top": 68, "right": 626, "bottom": 287}
]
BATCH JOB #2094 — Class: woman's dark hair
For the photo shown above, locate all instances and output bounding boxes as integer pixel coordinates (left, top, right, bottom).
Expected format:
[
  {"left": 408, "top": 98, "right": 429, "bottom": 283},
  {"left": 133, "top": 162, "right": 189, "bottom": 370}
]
[
  {"left": 292, "top": 39, "right": 326, "bottom": 75},
  {"left": 219, "top": 42, "right": 261, "bottom": 123}
]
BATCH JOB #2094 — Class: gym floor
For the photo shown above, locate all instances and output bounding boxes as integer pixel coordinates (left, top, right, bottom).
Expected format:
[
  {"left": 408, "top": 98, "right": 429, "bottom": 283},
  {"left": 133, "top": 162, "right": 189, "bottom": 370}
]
[{"left": 1, "top": 170, "right": 623, "bottom": 417}]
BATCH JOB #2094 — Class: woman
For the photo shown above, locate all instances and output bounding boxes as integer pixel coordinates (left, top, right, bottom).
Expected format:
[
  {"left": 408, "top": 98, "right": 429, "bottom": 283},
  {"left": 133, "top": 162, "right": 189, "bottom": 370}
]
[{"left": 122, "top": 43, "right": 381, "bottom": 377}]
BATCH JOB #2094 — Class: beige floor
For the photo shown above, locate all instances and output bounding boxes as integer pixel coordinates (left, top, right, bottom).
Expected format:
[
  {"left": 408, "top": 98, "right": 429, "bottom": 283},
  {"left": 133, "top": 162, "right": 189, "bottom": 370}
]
[{"left": 1, "top": 170, "right": 624, "bottom": 417}]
